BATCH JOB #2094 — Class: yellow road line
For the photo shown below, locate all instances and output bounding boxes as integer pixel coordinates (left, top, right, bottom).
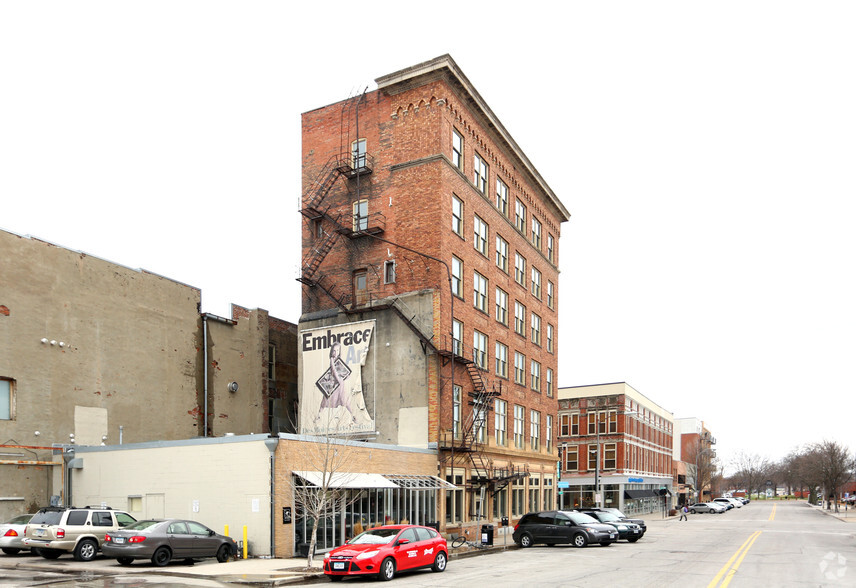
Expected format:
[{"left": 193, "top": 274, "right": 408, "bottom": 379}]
[
  {"left": 768, "top": 504, "right": 776, "bottom": 521},
  {"left": 720, "top": 531, "right": 761, "bottom": 588},
  {"left": 707, "top": 531, "right": 762, "bottom": 588}
]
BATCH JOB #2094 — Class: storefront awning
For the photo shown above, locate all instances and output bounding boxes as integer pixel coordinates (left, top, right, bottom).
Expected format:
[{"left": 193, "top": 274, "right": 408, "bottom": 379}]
[
  {"left": 384, "top": 475, "right": 457, "bottom": 490},
  {"left": 624, "top": 489, "right": 660, "bottom": 499},
  {"left": 294, "top": 471, "right": 398, "bottom": 489}
]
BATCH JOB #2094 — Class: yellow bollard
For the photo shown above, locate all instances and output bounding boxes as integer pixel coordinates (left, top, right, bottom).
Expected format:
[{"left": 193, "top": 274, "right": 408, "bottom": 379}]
[
  {"left": 225, "top": 524, "right": 229, "bottom": 538},
  {"left": 243, "top": 525, "right": 248, "bottom": 559}
]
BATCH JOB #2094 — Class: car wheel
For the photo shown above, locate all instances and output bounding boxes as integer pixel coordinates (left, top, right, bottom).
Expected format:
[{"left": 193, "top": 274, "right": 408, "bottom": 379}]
[
  {"left": 216, "top": 544, "right": 231, "bottom": 563},
  {"left": 519, "top": 532, "right": 533, "bottom": 548},
  {"left": 1, "top": 548, "right": 22, "bottom": 555},
  {"left": 73, "top": 538, "right": 98, "bottom": 562},
  {"left": 40, "top": 549, "right": 63, "bottom": 559},
  {"left": 152, "top": 546, "right": 172, "bottom": 567},
  {"left": 572, "top": 533, "right": 588, "bottom": 548},
  {"left": 432, "top": 551, "right": 447, "bottom": 572},
  {"left": 690, "top": 509, "right": 697, "bottom": 514},
  {"left": 378, "top": 557, "right": 395, "bottom": 581},
  {"left": 117, "top": 557, "right": 134, "bottom": 566}
]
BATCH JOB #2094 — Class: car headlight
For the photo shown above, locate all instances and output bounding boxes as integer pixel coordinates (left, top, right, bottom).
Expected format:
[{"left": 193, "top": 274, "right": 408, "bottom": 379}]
[{"left": 356, "top": 550, "right": 380, "bottom": 560}]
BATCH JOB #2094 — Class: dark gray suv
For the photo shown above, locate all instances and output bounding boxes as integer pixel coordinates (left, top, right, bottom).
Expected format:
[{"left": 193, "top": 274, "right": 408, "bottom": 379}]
[{"left": 512, "top": 510, "right": 617, "bottom": 548}]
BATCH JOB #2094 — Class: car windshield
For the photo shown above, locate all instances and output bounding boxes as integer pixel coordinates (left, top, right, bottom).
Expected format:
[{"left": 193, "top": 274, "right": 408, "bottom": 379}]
[
  {"left": 350, "top": 528, "right": 399, "bottom": 545},
  {"left": 595, "top": 512, "right": 621, "bottom": 522},
  {"left": 565, "top": 512, "right": 599, "bottom": 525},
  {"left": 609, "top": 509, "right": 628, "bottom": 518},
  {"left": 124, "top": 520, "right": 162, "bottom": 531}
]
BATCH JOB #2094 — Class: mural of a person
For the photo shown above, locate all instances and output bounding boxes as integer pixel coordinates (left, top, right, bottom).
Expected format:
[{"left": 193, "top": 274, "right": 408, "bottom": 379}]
[{"left": 316, "top": 342, "right": 358, "bottom": 424}]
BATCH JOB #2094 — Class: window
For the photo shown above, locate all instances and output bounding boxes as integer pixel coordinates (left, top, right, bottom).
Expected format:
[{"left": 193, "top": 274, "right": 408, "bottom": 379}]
[
  {"left": 514, "top": 352, "right": 526, "bottom": 385},
  {"left": 515, "top": 200, "right": 527, "bottom": 233},
  {"left": 587, "top": 413, "right": 597, "bottom": 435},
  {"left": 352, "top": 199, "right": 368, "bottom": 231},
  {"left": 452, "top": 129, "right": 463, "bottom": 170},
  {"left": 512, "top": 477, "right": 525, "bottom": 516},
  {"left": 560, "top": 414, "right": 569, "bottom": 436},
  {"left": 495, "top": 341, "right": 508, "bottom": 378},
  {"left": 0, "top": 379, "right": 12, "bottom": 420},
  {"left": 496, "top": 178, "right": 508, "bottom": 216},
  {"left": 473, "top": 330, "right": 487, "bottom": 369},
  {"left": 268, "top": 344, "right": 276, "bottom": 380},
  {"left": 566, "top": 445, "right": 579, "bottom": 471},
  {"left": 608, "top": 410, "right": 618, "bottom": 433},
  {"left": 446, "top": 473, "right": 464, "bottom": 523},
  {"left": 495, "top": 235, "right": 508, "bottom": 272},
  {"left": 528, "top": 477, "right": 540, "bottom": 511},
  {"left": 531, "top": 267, "right": 542, "bottom": 298},
  {"left": 384, "top": 260, "right": 396, "bottom": 284},
  {"left": 531, "top": 360, "right": 541, "bottom": 392},
  {"left": 604, "top": 443, "right": 617, "bottom": 470},
  {"left": 543, "top": 476, "right": 553, "bottom": 509},
  {"left": 452, "top": 319, "right": 463, "bottom": 356},
  {"left": 547, "top": 233, "right": 555, "bottom": 263},
  {"left": 514, "top": 253, "right": 526, "bottom": 286},
  {"left": 351, "top": 138, "right": 366, "bottom": 168},
  {"left": 473, "top": 153, "right": 488, "bottom": 193},
  {"left": 532, "top": 217, "right": 542, "bottom": 249},
  {"left": 531, "top": 410, "right": 540, "bottom": 450},
  {"left": 495, "top": 287, "right": 508, "bottom": 326},
  {"left": 546, "top": 368, "right": 554, "bottom": 398},
  {"left": 453, "top": 385, "right": 462, "bottom": 439},
  {"left": 598, "top": 411, "right": 607, "bottom": 435},
  {"left": 546, "top": 324, "right": 554, "bottom": 353},
  {"left": 547, "top": 281, "right": 554, "bottom": 309},
  {"left": 473, "top": 215, "right": 488, "bottom": 255},
  {"left": 451, "top": 256, "right": 463, "bottom": 298},
  {"left": 514, "top": 301, "right": 526, "bottom": 336},
  {"left": 531, "top": 313, "right": 541, "bottom": 345},
  {"left": 493, "top": 486, "right": 508, "bottom": 519},
  {"left": 588, "top": 444, "right": 598, "bottom": 471},
  {"left": 514, "top": 405, "right": 525, "bottom": 449},
  {"left": 495, "top": 399, "right": 507, "bottom": 445},
  {"left": 571, "top": 413, "right": 579, "bottom": 436},
  {"left": 353, "top": 270, "right": 368, "bottom": 305},
  {"left": 473, "top": 271, "right": 488, "bottom": 312},
  {"left": 474, "top": 403, "right": 486, "bottom": 443},
  {"left": 452, "top": 195, "right": 463, "bottom": 236}
]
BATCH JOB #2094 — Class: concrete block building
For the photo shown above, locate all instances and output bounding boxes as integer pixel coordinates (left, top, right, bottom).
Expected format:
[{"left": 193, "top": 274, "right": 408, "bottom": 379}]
[
  {"left": 0, "top": 228, "right": 297, "bottom": 519},
  {"left": 298, "top": 55, "right": 570, "bottom": 536},
  {"left": 557, "top": 383, "right": 675, "bottom": 515}
]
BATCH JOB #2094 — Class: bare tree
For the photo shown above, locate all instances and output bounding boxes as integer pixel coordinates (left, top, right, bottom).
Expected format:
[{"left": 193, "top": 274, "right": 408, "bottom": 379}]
[
  {"left": 730, "top": 451, "right": 772, "bottom": 497},
  {"left": 686, "top": 440, "right": 717, "bottom": 502},
  {"left": 288, "top": 413, "right": 362, "bottom": 567},
  {"left": 810, "top": 440, "right": 854, "bottom": 512}
]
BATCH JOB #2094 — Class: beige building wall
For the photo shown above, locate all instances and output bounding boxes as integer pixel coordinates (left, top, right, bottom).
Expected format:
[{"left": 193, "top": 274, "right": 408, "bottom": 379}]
[
  {"left": 72, "top": 435, "right": 274, "bottom": 555},
  {"left": 272, "top": 435, "right": 439, "bottom": 558}
]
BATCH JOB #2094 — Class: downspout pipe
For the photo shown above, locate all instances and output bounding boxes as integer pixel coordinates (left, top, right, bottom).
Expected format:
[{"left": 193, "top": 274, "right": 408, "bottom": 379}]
[
  {"left": 264, "top": 436, "right": 279, "bottom": 557},
  {"left": 201, "top": 312, "right": 238, "bottom": 438}
]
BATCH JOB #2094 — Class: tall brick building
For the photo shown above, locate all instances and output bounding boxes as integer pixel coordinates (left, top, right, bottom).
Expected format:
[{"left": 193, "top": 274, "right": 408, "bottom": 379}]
[{"left": 298, "top": 55, "right": 570, "bottom": 534}]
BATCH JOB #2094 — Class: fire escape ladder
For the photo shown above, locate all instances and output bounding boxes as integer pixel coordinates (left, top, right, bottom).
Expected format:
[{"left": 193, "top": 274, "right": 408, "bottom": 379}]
[
  {"left": 298, "top": 227, "right": 340, "bottom": 285},
  {"left": 491, "top": 465, "right": 530, "bottom": 497},
  {"left": 388, "top": 298, "right": 436, "bottom": 354},
  {"left": 301, "top": 156, "right": 343, "bottom": 217}
]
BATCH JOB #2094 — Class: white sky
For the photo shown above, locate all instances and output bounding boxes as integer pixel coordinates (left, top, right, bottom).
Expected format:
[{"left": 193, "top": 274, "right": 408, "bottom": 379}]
[{"left": 2, "top": 2, "right": 854, "bottom": 473}]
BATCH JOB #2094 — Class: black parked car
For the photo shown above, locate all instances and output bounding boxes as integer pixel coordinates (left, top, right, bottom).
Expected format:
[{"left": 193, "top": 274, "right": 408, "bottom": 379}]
[
  {"left": 513, "top": 511, "right": 617, "bottom": 548},
  {"left": 587, "top": 507, "right": 647, "bottom": 537},
  {"left": 581, "top": 510, "right": 643, "bottom": 542}
]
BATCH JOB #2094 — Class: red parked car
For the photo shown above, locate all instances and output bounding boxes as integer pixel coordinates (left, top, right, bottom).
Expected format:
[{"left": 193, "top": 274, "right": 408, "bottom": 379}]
[{"left": 323, "top": 524, "right": 447, "bottom": 582}]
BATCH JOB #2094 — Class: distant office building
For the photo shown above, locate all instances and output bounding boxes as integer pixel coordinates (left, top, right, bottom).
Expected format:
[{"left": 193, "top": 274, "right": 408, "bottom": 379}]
[
  {"left": 673, "top": 417, "right": 717, "bottom": 504},
  {"left": 557, "top": 382, "right": 675, "bottom": 515},
  {"left": 298, "top": 54, "right": 570, "bottom": 536}
]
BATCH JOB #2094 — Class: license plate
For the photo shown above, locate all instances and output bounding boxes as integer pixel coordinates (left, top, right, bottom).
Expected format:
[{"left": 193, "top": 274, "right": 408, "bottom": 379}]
[
  {"left": 114, "top": 537, "right": 125, "bottom": 544},
  {"left": 333, "top": 562, "right": 345, "bottom": 570},
  {"left": 610, "top": 534, "right": 616, "bottom": 539},
  {"left": 34, "top": 529, "right": 45, "bottom": 537}
]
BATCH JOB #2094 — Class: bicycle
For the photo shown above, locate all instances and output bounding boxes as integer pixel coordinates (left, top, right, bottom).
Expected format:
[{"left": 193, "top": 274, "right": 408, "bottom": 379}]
[{"left": 450, "top": 535, "right": 489, "bottom": 550}]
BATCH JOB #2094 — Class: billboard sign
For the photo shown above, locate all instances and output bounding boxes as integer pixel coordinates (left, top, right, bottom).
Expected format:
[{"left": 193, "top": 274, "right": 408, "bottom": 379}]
[{"left": 299, "top": 320, "right": 375, "bottom": 435}]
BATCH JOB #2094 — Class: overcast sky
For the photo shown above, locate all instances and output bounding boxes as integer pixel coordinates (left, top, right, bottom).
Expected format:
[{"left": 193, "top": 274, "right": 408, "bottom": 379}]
[{"left": 2, "top": 2, "right": 854, "bottom": 473}]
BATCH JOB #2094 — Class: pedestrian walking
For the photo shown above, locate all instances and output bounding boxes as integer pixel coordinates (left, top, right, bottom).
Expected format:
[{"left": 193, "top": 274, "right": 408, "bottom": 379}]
[{"left": 679, "top": 504, "right": 689, "bottom": 521}]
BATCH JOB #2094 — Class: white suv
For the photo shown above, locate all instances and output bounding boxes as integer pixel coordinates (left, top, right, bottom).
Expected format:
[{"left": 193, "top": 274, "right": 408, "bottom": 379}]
[{"left": 23, "top": 506, "right": 137, "bottom": 561}]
